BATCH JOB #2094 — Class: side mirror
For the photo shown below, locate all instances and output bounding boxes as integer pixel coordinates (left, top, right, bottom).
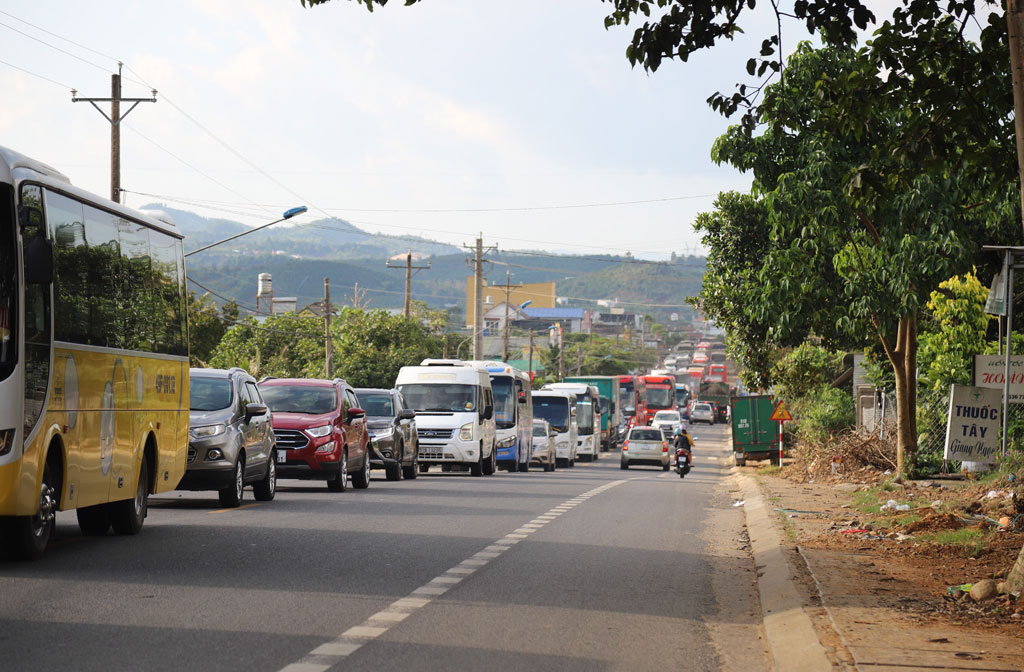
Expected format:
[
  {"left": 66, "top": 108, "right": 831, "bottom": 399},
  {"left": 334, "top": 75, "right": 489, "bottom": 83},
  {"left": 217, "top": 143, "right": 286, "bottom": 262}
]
[
  {"left": 244, "top": 402, "right": 268, "bottom": 421},
  {"left": 348, "top": 407, "right": 366, "bottom": 421},
  {"left": 483, "top": 405, "right": 493, "bottom": 420},
  {"left": 400, "top": 409, "right": 416, "bottom": 420}
]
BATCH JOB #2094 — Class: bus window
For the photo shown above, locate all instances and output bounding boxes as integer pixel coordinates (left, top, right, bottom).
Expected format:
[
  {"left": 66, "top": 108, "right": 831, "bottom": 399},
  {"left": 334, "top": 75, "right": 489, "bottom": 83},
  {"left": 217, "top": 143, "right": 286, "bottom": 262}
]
[
  {"left": 0, "top": 183, "right": 16, "bottom": 382},
  {"left": 21, "top": 184, "right": 50, "bottom": 440}
]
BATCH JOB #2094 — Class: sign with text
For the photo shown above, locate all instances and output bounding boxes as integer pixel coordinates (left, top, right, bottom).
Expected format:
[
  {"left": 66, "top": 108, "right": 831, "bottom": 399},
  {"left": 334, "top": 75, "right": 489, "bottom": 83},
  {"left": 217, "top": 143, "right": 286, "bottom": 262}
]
[
  {"left": 972, "top": 355, "right": 1024, "bottom": 402},
  {"left": 944, "top": 384, "right": 1001, "bottom": 464}
]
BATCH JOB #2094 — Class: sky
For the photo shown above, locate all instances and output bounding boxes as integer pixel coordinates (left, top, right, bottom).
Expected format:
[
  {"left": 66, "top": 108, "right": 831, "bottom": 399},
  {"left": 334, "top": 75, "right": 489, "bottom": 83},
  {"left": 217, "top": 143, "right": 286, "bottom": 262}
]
[{"left": 0, "top": 0, "right": 797, "bottom": 260}]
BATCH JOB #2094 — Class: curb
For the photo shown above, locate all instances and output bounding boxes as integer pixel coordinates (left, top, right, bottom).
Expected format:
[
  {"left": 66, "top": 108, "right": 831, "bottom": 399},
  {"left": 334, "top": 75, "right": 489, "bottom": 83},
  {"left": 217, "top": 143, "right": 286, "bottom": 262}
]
[{"left": 735, "top": 471, "right": 835, "bottom": 672}]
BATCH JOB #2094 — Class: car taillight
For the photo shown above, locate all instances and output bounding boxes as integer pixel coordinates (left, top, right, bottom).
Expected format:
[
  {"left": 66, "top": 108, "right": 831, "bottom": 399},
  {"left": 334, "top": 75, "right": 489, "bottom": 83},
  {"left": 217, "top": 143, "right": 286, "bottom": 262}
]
[
  {"left": 662, "top": 442, "right": 668, "bottom": 452},
  {"left": 622, "top": 441, "right": 629, "bottom": 451}
]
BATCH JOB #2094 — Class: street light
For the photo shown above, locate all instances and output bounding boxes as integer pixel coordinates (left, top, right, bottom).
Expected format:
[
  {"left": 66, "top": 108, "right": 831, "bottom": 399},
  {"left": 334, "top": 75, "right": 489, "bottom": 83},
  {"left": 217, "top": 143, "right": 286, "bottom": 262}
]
[{"left": 184, "top": 205, "right": 308, "bottom": 257}]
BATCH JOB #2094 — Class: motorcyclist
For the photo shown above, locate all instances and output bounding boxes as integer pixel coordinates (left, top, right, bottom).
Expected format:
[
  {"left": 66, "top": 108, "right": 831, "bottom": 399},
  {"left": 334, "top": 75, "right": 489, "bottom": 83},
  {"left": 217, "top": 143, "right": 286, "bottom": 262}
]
[{"left": 673, "top": 425, "right": 692, "bottom": 466}]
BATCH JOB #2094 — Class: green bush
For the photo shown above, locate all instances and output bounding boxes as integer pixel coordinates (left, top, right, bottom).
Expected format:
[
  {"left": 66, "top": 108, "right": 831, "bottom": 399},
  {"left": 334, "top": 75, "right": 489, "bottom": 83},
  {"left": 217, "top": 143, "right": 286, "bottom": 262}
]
[{"left": 793, "top": 387, "right": 854, "bottom": 444}]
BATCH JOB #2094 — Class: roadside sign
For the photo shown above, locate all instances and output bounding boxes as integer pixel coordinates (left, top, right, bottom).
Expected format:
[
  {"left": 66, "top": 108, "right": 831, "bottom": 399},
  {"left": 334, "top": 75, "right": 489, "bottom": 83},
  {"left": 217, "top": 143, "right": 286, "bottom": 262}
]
[
  {"left": 944, "top": 384, "right": 1001, "bottom": 464},
  {"left": 985, "top": 270, "right": 1006, "bottom": 316},
  {"left": 769, "top": 400, "right": 793, "bottom": 422}
]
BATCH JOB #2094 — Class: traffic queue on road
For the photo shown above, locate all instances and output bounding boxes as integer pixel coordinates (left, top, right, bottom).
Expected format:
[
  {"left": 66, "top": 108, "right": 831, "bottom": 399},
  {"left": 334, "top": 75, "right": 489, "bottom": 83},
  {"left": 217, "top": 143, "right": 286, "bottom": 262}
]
[{"left": 178, "top": 359, "right": 623, "bottom": 509}]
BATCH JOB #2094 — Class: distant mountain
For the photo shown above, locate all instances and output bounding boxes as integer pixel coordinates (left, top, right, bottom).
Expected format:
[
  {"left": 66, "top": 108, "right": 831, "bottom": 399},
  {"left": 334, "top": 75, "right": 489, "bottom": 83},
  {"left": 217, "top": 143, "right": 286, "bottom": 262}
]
[{"left": 168, "top": 205, "right": 705, "bottom": 320}]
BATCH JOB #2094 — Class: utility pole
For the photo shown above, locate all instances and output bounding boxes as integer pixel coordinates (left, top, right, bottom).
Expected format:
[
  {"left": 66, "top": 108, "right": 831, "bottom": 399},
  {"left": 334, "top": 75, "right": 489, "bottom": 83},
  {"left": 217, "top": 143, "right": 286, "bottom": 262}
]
[
  {"left": 1007, "top": 1, "right": 1024, "bottom": 237},
  {"left": 498, "top": 271, "right": 523, "bottom": 363},
  {"left": 72, "top": 63, "right": 157, "bottom": 203},
  {"left": 463, "top": 235, "right": 495, "bottom": 360},
  {"left": 528, "top": 332, "right": 535, "bottom": 384},
  {"left": 576, "top": 345, "right": 583, "bottom": 376},
  {"left": 323, "top": 278, "right": 333, "bottom": 377},
  {"left": 386, "top": 250, "right": 431, "bottom": 319}
]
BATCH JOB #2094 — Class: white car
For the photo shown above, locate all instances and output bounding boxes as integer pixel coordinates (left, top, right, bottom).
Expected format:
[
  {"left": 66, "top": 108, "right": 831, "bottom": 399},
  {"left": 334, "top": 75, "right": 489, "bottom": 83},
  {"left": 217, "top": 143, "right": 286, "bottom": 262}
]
[
  {"left": 651, "top": 410, "right": 682, "bottom": 435},
  {"left": 690, "top": 402, "right": 715, "bottom": 424},
  {"left": 530, "top": 419, "right": 557, "bottom": 472}
]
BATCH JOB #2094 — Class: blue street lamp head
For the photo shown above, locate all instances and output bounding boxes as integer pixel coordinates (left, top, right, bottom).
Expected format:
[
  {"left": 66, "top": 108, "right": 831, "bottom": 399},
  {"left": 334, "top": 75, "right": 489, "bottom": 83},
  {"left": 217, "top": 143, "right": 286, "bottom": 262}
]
[
  {"left": 520, "top": 299, "right": 532, "bottom": 309},
  {"left": 283, "top": 205, "right": 308, "bottom": 219}
]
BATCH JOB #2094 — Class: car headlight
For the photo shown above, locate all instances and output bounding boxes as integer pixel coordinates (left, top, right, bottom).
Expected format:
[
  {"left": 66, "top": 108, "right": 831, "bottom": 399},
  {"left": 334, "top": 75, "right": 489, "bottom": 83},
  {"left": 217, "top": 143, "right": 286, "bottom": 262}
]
[
  {"left": 315, "top": 440, "right": 337, "bottom": 453},
  {"left": 497, "top": 436, "right": 516, "bottom": 449},
  {"left": 305, "top": 425, "right": 332, "bottom": 438},
  {"left": 372, "top": 427, "right": 395, "bottom": 439},
  {"left": 190, "top": 424, "right": 225, "bottom": 440},
  {"left": 459, "top": 422, "right": 474, "bottom": 441}
]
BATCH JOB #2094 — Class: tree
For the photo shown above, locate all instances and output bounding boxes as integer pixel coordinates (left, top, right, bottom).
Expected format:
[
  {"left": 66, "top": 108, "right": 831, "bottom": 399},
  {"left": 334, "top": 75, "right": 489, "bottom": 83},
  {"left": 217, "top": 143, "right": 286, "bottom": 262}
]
[
  {"left": 704, "top": 39, "right": 1016, "bottom": 475},
  {"left": 331, "top": 307, "right": 442, "bottom": 388},
  {"left": 917, "top": 271, "right": 992, "bottom": 393},
  {"left": 187, "top": 292, "right": 239, "bottom": 367}
]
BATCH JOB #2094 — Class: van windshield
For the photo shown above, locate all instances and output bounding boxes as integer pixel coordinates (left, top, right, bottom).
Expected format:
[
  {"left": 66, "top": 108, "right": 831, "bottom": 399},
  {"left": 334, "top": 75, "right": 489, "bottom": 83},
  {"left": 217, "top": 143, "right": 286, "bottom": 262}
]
[
  {"left": 398, "top": 384, "right": 478, "bottom": 412},
  {"left": 533, "top": 397, "right": 569, "bottom": 433}
]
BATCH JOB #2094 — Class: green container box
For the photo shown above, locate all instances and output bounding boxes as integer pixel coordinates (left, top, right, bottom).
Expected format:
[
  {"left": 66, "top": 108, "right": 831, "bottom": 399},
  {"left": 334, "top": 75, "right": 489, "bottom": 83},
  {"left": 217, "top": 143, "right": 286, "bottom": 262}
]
[{"left": 730, "top": 395, "right": 778, "bottom": 466}]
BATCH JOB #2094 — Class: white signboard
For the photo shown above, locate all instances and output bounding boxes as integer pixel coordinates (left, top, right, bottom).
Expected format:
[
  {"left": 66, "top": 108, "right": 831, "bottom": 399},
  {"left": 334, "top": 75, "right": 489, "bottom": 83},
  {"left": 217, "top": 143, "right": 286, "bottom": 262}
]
[
  {"left": 944, "top": 384, "right": 1001, "bottom": 464},
  {"left": 972, "top": 355, "right": 1024, "bottom": 403}
]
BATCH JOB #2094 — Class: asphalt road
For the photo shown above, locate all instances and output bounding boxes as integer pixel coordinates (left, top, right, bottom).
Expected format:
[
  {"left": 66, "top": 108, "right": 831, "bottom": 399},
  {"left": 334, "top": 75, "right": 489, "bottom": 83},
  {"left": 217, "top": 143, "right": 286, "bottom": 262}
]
[{"left": 0, "top": 422, "right": 765, "bottom": 671}]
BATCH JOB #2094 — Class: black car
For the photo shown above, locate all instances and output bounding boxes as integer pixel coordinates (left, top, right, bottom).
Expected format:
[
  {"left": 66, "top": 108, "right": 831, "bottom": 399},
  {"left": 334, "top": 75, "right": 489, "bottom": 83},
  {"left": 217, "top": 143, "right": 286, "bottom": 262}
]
[{"left": 355, "top": 388, "right": 419, "bottom": 480}]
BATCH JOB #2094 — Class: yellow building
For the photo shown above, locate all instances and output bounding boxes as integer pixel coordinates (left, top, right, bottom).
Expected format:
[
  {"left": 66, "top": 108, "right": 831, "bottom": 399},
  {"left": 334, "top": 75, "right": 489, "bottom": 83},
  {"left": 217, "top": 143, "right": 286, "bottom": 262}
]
[{"left": 465, "top": 278, "right": 556, "bottom": 328}]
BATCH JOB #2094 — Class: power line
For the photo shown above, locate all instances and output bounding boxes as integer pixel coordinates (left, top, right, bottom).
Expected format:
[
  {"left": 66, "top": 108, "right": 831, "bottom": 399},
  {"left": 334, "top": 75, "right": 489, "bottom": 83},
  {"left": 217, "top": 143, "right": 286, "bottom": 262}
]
[
  {"left": 0, "top": 57, "right": 72, "bottom": 89},
  {"left": 0, "top": 18, "right": 114, "bottom": 77}
]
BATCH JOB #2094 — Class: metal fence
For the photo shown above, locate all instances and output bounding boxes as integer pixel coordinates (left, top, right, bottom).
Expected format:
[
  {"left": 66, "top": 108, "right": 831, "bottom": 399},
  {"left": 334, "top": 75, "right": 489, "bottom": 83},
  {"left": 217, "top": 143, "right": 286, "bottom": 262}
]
[{"left": 875, "top": 387, "right": 1024, "bottom": 471}]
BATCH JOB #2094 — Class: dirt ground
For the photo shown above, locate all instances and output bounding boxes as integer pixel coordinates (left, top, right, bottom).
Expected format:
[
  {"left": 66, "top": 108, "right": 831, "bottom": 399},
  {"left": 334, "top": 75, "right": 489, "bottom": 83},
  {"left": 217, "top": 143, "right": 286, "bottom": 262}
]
[{"left": 740, "top": 459, "right": 1024, "bottom": 671}]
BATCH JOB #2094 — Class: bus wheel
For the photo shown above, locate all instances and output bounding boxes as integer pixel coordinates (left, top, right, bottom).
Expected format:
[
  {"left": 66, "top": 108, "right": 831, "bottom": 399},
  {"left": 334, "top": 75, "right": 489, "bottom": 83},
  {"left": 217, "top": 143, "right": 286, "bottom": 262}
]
[
  {"left": 76, "top": 505, "right": 111, "bottom": 536},
  {"left": 110, "top": 454, "right": 149, "bottom": 535},
  {"left": 6, "top": 461, "right": 58, "bottom": 560}
]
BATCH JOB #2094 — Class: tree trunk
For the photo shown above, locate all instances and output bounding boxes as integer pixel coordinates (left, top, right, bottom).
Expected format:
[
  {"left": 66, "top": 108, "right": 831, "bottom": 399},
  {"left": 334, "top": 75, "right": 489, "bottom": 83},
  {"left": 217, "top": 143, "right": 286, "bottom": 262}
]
[
  {"left": 1007, "top": 543, "right": 1024, "bottom": 594},
  {"left": 880, "top": 312, "right": 918, "bottom": 477}
]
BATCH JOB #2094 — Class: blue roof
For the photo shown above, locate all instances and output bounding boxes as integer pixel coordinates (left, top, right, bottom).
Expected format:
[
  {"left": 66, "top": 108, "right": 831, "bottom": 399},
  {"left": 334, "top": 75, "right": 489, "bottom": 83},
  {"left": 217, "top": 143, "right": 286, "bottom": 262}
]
[{"left": 523, "top": 307, "right": 585, "bottom": 319}]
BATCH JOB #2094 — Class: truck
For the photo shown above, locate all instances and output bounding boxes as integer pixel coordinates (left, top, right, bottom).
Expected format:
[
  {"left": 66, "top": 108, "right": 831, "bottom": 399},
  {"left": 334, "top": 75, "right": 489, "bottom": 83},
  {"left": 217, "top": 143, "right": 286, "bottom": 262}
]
[
  {"left": 563, "top": 376, "right": 622, "bottom": 451},
  {"left": 698, "top": 381, "right": 730, "bottom": 422},
  {"left": 730, "top": 395, "right": 779, "bottom": 466}
]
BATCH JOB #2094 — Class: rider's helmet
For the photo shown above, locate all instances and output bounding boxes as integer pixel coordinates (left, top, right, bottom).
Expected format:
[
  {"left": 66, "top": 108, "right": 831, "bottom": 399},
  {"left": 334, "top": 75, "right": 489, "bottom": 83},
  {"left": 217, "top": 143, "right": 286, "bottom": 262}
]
[{"left": 674, "top": 426, "right": 682, "bottom": 436}]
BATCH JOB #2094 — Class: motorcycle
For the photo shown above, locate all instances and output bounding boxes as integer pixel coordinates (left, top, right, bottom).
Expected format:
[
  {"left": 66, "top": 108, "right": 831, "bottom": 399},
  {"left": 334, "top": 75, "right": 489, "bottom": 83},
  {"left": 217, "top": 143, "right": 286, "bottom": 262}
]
[{"left": 674, "top": 447, "right": 691, "bottom": 478}]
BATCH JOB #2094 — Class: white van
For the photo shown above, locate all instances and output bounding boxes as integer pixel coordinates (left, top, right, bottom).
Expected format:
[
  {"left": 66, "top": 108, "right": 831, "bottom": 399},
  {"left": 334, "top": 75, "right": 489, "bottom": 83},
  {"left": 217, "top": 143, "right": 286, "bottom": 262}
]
[
  {"left": 542, "top": 383, "right": 601, "bottom": 462},
  {"left": 532, "top": 390, "right": 578, "bottom": 468},
  {"left": 395, "top": 359, "right": 497, "bottom": 476}
]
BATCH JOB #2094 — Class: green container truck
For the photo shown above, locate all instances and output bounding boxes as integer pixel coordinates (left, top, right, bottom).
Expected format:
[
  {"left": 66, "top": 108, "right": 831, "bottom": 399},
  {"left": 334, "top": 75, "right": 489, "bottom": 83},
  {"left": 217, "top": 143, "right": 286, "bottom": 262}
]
[
  {"left": 698, "top": 381, "right": 730, "bottom": 423},
  {"left": 730, "top": 395, "right": 779, "bottom": 466},
  {"left": 563, "top": 376, "right": 621, "bottom": 451}
]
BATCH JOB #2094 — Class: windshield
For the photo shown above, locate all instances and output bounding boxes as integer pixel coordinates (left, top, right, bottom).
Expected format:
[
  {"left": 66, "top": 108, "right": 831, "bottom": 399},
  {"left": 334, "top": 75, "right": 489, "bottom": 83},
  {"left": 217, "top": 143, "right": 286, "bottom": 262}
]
[
  {"left": 646, "top": 386, "right": 675, "bottom": 409},
  {"left": 630, "top": 428, "right": 663, "bottom": 442},
  {"left": 577, "top": 401, "right": 595, "bottom": 435},
  {"left": 190, "top": 377, "right": 233, "bottom": 412},
  {"left": 599, "top": 397, "right": 610, "bottom": 416},
  {"left": 532, "top": 422, "right": 548, "bottom": 437},
  {"left": 655, "top": 411, "right": 680, "bottom": 422},
  {"left": 619, "top": 385, "right": 634, "bottom": 413},
  {"left": 398, "top": 384, "right": 478, "bottom": 412},
  {"left": 490, "top": 376, "right": 516, "bottom": 429},
  {"left": 533, "top": 397, "right": 569, "bottom": 432},
  {"left": 260, "top": 385, "right": 337, "bottom": 415},
  {"left": 359, "top": 393, "right": 394, "bottom": 417}
]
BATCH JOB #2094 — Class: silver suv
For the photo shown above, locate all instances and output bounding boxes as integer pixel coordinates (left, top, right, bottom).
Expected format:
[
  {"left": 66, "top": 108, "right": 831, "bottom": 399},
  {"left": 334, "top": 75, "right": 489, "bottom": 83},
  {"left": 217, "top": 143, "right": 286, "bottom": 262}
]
[{"left": 180, "top": 367, "right": 277, "bottom": 507}]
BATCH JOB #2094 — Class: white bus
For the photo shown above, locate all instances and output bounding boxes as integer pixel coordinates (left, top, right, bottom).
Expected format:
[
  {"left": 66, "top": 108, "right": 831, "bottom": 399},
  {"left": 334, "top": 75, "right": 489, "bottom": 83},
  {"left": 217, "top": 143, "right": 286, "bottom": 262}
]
[
  {"left": 0, "top": 146, "right": 189, "bottom": 559},
  {"left": 543, "top": 382, "right": 601, "bottom": 462}
]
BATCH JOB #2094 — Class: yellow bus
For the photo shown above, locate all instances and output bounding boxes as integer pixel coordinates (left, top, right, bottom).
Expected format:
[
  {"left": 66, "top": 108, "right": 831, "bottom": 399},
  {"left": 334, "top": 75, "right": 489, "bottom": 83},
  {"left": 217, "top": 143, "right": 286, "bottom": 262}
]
[{"left": 0, "top": 146, "right": 188, "bottom": 559}]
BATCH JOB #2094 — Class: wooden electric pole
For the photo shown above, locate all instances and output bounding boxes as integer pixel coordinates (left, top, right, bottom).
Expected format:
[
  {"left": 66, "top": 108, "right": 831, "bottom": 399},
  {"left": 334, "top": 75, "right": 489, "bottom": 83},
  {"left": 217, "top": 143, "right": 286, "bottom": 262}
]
[
  {"left": 387, "top": 250, "right": 431, "bottom": 318},
  {"left": 498, "top": 271, "right": 523, "bottom": 363},
  {"left": 323, "top": 278, "right": 333, "bottom": 377},
  {"left": 463, "top": 235, "right": 495, "bottom": 360},
  {"left": 1008, "top": 1, "right": 1024, "bottom": 238},
  {"left": 71, "top": 63, "right": 156, "bottom": 203}
]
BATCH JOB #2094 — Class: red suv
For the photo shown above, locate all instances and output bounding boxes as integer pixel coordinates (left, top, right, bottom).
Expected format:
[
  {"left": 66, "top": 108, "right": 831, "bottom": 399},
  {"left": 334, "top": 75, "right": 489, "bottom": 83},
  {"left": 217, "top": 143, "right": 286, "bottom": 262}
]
[{"left": 258, "top": 377, "right": 371, "bottom": 492}]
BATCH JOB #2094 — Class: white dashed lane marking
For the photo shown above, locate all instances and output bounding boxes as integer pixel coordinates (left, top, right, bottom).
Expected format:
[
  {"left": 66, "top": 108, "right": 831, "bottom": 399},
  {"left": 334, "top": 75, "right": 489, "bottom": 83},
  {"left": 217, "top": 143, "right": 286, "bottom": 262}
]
[{"left": 278, "top": 479, "right": 626, "bottom": 672}]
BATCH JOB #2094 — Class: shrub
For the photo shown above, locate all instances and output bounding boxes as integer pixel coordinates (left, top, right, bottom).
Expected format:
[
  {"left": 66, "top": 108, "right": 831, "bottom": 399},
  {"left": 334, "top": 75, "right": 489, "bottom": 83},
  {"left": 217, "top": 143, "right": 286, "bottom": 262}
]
[{"left": 794, "top": 387, "right": 854, "bottom": 444}]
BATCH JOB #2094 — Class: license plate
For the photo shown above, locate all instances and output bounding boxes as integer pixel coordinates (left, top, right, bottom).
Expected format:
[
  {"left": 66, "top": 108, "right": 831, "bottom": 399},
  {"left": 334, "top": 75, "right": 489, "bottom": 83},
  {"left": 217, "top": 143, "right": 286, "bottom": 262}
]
[{"left": 277, "top": 451, "right": 288, "bottom": 463}]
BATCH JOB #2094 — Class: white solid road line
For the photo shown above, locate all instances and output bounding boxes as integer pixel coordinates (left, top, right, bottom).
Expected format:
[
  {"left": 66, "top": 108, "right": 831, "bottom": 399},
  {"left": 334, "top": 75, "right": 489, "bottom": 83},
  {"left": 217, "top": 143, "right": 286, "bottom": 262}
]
[{"left": 278, "top": 479, "right": 627, "bottom": 672}]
